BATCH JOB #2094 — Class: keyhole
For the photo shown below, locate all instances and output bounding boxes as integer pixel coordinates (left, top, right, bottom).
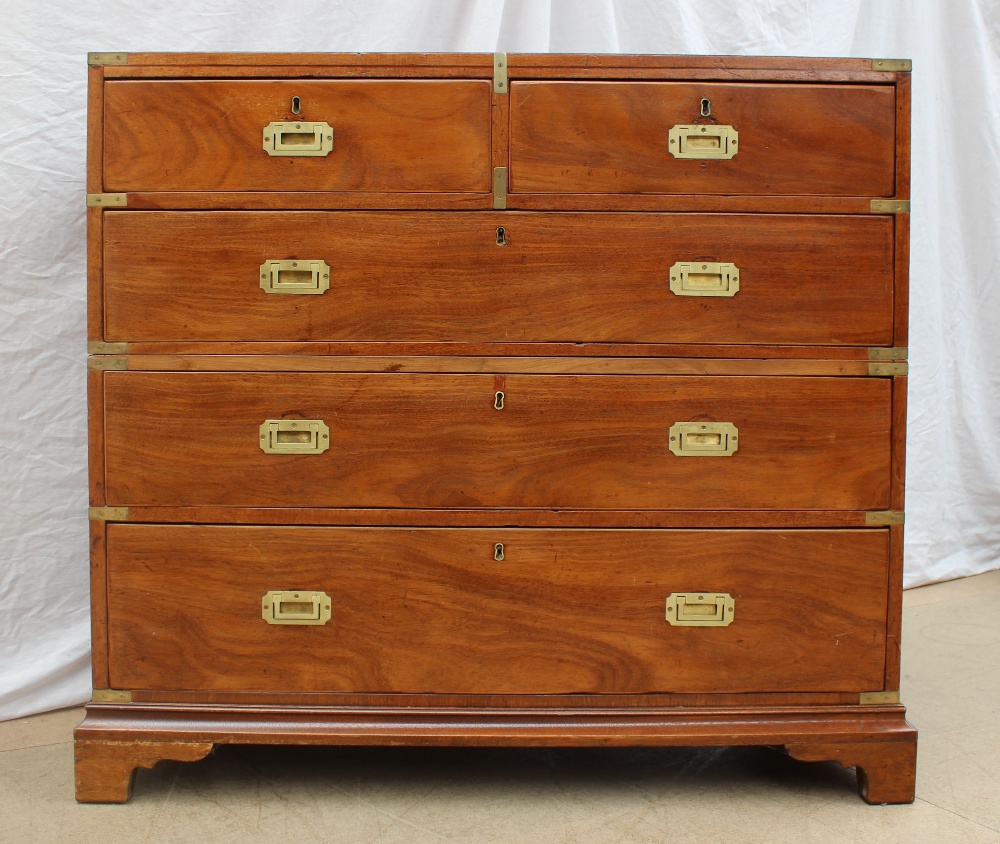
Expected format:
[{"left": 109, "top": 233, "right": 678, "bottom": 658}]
[
  {"left": 291, "top": 96, "right": 302, "bottom": 115},
  {"left": 494, "top": 391, "right": 505, "bottom": 410},
  {"left": 494, "top": 543, "right": 505, "bottom": 561},
  {"left": 700, "top": 98, "right": 711, "bottom": 117},
  {"left": 496, "top": 226, "right": 508, "bottom": 246}
]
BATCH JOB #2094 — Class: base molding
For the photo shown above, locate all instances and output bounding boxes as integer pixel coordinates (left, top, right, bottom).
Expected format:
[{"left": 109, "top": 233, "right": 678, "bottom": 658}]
[{"left": 75, "top": 702, "right": 916, "bottom": 804}]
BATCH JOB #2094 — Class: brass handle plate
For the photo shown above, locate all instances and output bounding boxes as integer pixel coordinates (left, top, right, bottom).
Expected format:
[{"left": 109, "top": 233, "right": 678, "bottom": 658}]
[
  {"left": 262, "top": 591, "right": 332, "bottom": 625},
  {"left": 259, "top": 260, "right": 330, "bottom": 295},
  {"left": 669, "top": 262, "right": 740, "bottom": 297},
  {"left": 259, "top": 420, "right": 330, "bottom": 454},
  {"left": 665, "top": 592, "right": 735, "bottom": 627},
  {"left": 669, "top": 422, "right": 739, "bottom": 457},
  {"left": 668, "top": 124, "right": 738, "bottom": 159},
  {"left": 262, "top": 121, "right": 334, "bottom": 157}
]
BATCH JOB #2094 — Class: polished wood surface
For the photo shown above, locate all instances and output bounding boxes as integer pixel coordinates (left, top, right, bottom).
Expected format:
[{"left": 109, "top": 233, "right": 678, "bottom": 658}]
[
  {"left": 104, "top": 212, "right": 893, "bottom": 345},
  {"left": 119, "top": 355, "right": 874, "bottom": 376},
  {"left": 106, "top": 526, "right": 888, "bottom": 695},
  {"left": 75, "top": 738, "right": 212, "bottom": 803},
  {"left": 75, "top": 702, "right": 916, "bottom": 804},
  {"left": 82, "top": 52, "right": 912, "bottom": 805},
  {"left": 510, "top": 82, "right": 895, "bottom": 195},
  {"left": 102, "top": 373, "right": 891, "bottom": 510},
  {"left": 93, "top": 507, "right": 881, "bottom": 529},
  {"left": 104, "top": 80, "right": 491, "bottom": 193}
]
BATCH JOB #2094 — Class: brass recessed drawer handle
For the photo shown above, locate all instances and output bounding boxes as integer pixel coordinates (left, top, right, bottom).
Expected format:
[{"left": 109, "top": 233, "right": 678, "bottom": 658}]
[
  {"left": 668, "top": 422, "right": 739, "bottom": 457},
  {"left": 259, "top": 259, "right": 330, "bottom": 295},
  {"left": 669, "top": 262, "right": 740, "bottom": 297},
  {"left": 262, "top": 591, "right": 332, "bottom": 625},
  {"left": 262, "top": 121, "right": 334, "bottom": 157},
  {"left": 259, "top": 419, "right": 330, "bottom": 454},
  {"left": 668, "top": 124, "right": 738, "bottom": 159},
  {"left": 665, "top": 592, "right": 735, "bottom": 626}
]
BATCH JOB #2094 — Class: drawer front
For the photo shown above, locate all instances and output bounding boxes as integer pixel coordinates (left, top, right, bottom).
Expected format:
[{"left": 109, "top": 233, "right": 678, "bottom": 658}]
[
  {"left": 103, "top": 373, "right": 891, "bottom": 510},
  {"left": 106, "top": 526, "right": 889, "bottom": 695},
  {"left": 103, "top": 80, "right": 491, "bottom": 192},
  {"left": 104, "top": 211, "right": 894, "bottom": 345},
  {"left": 510, "top": 82, "right": 896, "bottom": 195}
]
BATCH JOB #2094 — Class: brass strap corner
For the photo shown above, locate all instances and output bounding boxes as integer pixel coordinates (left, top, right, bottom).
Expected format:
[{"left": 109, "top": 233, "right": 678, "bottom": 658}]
[
  {"left": 871, "top": 59, "right": 911, "bottom": 73},
  {"left": 870, "top": 199, "right": 910, "bottom": 214},
  {"left": 868, "top": 346, "right": 908, "bottom": 361},
  {"left": 89, "top": 507, "right": 130, "bottom": 522},
  {"left": 859, "top": 690, "right": 901, "bottom": 705},
  {"left": 868, "top": 361, "right": 908, "bottom": 376},
  {"left": 88, "top": 52, "right": 129, "bottom": 67},
  {"left": 91, "top": 689, "right": 133, "bottom": 703},
  {"left": 493, "top": 166, "right": 508, "bottom": 210},
  {"left": 87, "top": 356, "right": 128, "bottom": 371},
  {"left": 865, "top": 511, "right": 905, "bottom": 526},
  {"left": 88, "top": 341, "right": 128, "bottom": 355},
  {"left": 493, "top": 52, "right": 508, "bottom": 94},
  {"left": 87, "top": 193, "right": 127, "bottom": 208}
]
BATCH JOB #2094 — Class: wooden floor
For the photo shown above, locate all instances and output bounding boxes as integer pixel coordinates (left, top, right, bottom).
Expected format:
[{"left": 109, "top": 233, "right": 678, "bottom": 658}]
[{"left": 3, "top": 569, "right": 999, "bottom": 843}]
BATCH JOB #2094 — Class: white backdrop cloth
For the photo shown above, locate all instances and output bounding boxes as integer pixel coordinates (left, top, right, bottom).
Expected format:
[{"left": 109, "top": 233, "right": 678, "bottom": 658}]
[{"left": 1, "top": 0, "right": 998, "bottom": 720}]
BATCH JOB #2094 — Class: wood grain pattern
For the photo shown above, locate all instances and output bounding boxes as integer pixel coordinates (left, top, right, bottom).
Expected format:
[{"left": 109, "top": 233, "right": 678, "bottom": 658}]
[
  {"left": 88, "top": 520, "right": 109, "bottom": 689},
  {"left": 114, "top": 343, "right": 879, "bottom": 360},
  {"left": 105, "top": 526, "right": 888, "bottom": 695},
  {"left": 76, "top": 701, "right": 915, "bottom": 747},
  {"left": 120, "top": 356, "right": 871, "bottom": 376},
  {"left": 786, "top": 738, "right": 916, "bottom": 804},
  {"left": 104, "top": 80, "right": 491, "bottom": 193},
  {"left": 103, "top": 212, "right": 894, "bottom": 346},
  {"left": 102, "top": 373, "right": 892, "bottom": 510},
  {"left": 126, "top": 690, "right": 861, "bottom": 708},
  {"left": 510, "top": 82, "right": 895, "bottom": 196},
  {"left": 113, "top": 507, "right": 881, "bottom": 529},
  {"left": 87, "top": 369, "right": 105, "bottom": 504},
  {"left": 894, "top": 214, "right": 911, "bottom": 348},
  {"left": 74, "top": 738, "right": 213, "bottom": 803},
  {"left": 113, "top": 193, "right": 880, "bottom": 213}
]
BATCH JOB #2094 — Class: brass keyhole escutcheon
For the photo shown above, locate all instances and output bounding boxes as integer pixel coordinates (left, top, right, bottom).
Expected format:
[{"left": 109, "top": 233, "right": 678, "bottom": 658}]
[
  {"left": 494, "top": 543, "right": 505, "bottom": 561},
  {"left": 494, "top": 391, "right": 505, "bottom": 410},
  {"left": 700, "top": 97, "right": 711, "bottom": 117},
  {"left": 291, "top": 96, "right": 302, "bottom": 115},
  {"left": 496, "top": 226, "right": 508, "bottom": 246}
]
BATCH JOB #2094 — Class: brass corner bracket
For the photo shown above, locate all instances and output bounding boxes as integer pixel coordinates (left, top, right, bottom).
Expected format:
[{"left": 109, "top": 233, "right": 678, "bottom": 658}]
[
  {"left": 493, "top": 166, "right": 508, "bottom": 210},
  {"left": 86, "top": 193, "right": 127, "bottom": 208},
  {"left": 88, "top": 341, "right": 128, "bottom": 355},
  {"left": 868, "top": 347, "right": 908, "bottom": 361},
  {"left": 868, "top": 361, "right": 908, "bottom": 376},
  {"left": 859, "top": 690, "right": 901, "bottom": 705},
  {"left": 88, "top": 52, "right": 129, "bottom": 67},
  {"left": 865, "top": 511, "right": 905, "bottom": 526},
  {"left": 89, "top": 507, "right": 130, "bottom": 522},
  {"left": 871, "top": 59, "right": 911, "bottom": 73},
  {"left": 493, "top": 52, "right": 508, "bottom": 94},
  {"left": 87, "top": 357, "right": 128, "bottom": 371},
  {"left": 870, "top": 199, "right": 910, "bottom": 214},
  {"left": 91, "top": 689, "right": 133, "bottom": 703}
]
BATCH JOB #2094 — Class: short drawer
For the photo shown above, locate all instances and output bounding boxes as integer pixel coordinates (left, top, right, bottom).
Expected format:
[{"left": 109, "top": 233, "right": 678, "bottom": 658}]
[
  {"left": 105, "top": 525, "right": 889, "bottom": 695},
  {"left": 103, "top": 211, "right": 894, "bottom": 346},
  {"left": 510, "top": 82, "right": 896, "bottom": 195},
  {"left": 103, "top": 80, "right": 491, "bottom": 193},
  {"left": 103, "top": 373, "right": 892, "bottom": 510}
]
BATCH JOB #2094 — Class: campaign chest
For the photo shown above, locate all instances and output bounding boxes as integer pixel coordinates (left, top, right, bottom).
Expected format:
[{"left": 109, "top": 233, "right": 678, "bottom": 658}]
[{"left": 78, "top": 52, "right": 915, "bottom": 804}]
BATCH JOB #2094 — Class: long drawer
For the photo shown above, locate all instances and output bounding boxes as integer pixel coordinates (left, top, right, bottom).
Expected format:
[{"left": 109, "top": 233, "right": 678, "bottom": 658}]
[
  {"left": 103, "top": 373, "right": 892, "bottom": 510},
  {"left": 106, "top": 525, "right": 889, "bottom": 695},
  {"left": 103, "top": 212, "right": 894, "bottom": 345},
  {"left": 103, "top": 80, "right": 492, "bottom": 192},
  {"left": 510, "top": 82, "right": 896, "bottom": 195}
]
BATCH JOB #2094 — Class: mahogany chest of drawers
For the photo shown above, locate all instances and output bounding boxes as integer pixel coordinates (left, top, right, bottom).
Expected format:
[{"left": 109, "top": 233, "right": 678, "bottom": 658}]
[{"left": 78, "top": 52, "right": 915, "bottom": 804}]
